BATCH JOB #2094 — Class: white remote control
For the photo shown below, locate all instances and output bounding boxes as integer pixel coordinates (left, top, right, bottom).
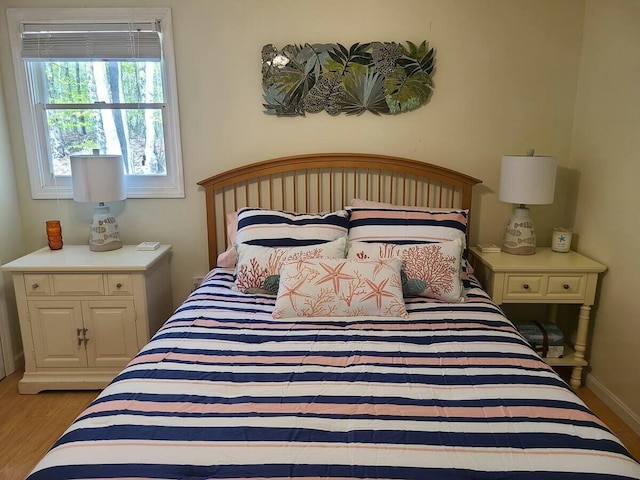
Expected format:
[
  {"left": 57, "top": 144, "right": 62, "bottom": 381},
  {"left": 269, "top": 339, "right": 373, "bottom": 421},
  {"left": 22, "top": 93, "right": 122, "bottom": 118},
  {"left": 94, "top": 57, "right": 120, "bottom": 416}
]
[
  {"left": 476, "top": 243, "right": 501, "bottom": 253},
  {"left": 137, "top": 241, "right": 160, "bottom": 251}
]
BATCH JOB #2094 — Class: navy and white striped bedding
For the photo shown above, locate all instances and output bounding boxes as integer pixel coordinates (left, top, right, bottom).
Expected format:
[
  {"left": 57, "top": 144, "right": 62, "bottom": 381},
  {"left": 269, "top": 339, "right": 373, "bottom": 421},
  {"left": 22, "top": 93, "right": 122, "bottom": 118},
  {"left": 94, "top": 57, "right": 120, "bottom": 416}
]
[{"left": 27, "top": 269, "right": 640, "bottom": 479}]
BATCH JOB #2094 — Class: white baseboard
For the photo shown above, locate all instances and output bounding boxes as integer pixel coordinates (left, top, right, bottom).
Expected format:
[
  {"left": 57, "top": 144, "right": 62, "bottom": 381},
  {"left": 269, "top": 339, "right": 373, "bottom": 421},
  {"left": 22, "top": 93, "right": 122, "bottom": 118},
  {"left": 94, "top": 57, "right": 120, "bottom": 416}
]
[{"left": 585, "top": 372, "right": 640, "bottom": 436}]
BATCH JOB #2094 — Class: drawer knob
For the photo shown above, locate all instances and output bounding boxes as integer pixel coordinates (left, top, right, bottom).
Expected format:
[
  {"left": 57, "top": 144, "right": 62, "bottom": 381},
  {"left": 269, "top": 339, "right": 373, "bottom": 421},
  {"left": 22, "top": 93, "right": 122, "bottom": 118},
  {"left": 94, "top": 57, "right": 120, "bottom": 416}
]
[
  {"left": 522, "top": 283, "right": 530, "bottom": 290},
  {"left": 31, "top": 283, "right": 39, "bottom": 289},
  {"left": 116, "top": 282, "right": 123, "bottom": 289},
  {"left": 563, "top": 283, "right": 570, "bottom": 290}
]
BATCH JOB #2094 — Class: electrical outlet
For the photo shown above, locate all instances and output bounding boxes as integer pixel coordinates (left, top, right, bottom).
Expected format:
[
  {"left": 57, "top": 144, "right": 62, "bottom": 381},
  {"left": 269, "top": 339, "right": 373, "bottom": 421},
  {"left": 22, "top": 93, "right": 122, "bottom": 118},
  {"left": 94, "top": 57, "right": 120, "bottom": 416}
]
[{"left": 191, "top": 276, "right": 204, "bottom": 291}]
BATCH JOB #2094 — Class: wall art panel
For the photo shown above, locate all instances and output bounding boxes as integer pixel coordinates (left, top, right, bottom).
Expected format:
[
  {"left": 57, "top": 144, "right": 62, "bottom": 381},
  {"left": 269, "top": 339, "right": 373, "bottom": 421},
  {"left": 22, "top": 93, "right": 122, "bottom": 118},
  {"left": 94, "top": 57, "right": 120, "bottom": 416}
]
[{"left": 261, "top": 41, "right": 435, "bottom": 117}]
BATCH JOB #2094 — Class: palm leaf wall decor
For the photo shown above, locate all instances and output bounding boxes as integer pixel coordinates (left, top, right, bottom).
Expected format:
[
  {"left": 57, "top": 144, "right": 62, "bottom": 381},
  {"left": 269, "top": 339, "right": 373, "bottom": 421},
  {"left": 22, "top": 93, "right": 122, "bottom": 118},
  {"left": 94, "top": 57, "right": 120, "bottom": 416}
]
[{"left": 261, "top": 41, "right": 436, "bottom": 117}]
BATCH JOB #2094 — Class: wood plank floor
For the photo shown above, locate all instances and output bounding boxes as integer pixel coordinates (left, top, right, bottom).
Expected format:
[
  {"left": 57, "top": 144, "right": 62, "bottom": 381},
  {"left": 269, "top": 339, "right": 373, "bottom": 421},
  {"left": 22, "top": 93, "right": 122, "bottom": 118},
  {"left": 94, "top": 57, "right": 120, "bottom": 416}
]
[
  {"left": 0, "top": 370, "right": 98, "bottom": 480},
  {"left": 1, "top": 369, "right": 639, "bottom": 479}
]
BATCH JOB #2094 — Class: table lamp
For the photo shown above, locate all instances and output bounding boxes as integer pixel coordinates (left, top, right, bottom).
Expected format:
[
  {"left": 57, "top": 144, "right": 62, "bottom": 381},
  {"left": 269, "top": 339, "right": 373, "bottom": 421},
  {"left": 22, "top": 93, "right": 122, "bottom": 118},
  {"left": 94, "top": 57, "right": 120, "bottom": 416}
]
[
  {"left": 70, "top": 151, "right": 126, "bottom": 252},
  {"left": 499, "top": 150, "right": 557, "bottom": 255}
]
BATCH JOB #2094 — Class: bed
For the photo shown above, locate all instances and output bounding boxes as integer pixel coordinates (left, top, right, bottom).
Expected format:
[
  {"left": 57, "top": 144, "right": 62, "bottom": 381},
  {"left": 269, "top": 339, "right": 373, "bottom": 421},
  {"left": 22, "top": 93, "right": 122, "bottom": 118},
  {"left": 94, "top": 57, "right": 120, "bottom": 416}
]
[{"left": 26, "top": 153, "right": 640, "bottom": 479}]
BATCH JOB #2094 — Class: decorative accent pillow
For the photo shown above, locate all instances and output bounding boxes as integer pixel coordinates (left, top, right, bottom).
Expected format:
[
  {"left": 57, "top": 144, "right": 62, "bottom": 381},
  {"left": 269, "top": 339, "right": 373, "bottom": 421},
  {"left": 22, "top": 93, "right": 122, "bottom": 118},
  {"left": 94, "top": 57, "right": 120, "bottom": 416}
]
[
  {"left": 347, "top": 239, "right": 464, "bottom": 302},
  {"left": 273, "top": 257, "right": 408, "bottom": 319},
  {"left": 235, "top": 208, "right": 350, "bottom": 248},
  {"left": 235, "top": 237, "right": 347, "bottom": 294}
]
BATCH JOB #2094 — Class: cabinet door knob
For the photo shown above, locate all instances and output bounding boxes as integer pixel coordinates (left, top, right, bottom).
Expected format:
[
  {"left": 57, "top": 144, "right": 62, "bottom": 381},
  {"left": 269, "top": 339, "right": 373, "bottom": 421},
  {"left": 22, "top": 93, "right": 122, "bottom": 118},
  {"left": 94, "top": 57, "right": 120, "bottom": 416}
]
[
  {"left": 77, "top": 328, "right": 83, "bottom": 346},
  {"left": 522, "top": 283, "right": 530, "bottom": 290},
  {"left": 563, "top": 283, "right": 570, "bottom": 290},
  {"left": 116, "top": 282, "right": 123, "bottom": 289},
  {"left": 31, "top": 283, "right": 39, "bottom": 289}
]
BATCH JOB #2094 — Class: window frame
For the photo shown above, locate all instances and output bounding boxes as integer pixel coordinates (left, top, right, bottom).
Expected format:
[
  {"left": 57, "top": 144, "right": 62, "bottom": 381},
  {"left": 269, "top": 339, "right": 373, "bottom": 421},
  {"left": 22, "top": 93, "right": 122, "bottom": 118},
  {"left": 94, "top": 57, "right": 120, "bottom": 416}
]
[{"left": 7, "top": 7, "right": 185, "bottom": 199}]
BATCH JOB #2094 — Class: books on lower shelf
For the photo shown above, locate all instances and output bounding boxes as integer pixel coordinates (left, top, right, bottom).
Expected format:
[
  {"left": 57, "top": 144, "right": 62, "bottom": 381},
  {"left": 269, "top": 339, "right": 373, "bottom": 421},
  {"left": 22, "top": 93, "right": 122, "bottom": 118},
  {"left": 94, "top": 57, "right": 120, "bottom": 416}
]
[{"left": 514, "top": 320, "right": 564, "bottom": 358}]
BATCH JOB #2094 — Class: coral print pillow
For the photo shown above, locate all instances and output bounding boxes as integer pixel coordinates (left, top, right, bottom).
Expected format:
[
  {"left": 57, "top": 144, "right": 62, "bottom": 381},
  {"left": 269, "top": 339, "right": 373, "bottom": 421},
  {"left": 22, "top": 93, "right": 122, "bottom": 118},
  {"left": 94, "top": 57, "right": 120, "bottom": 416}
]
[
  {"left": 273, "top": 258, "right": 408, "bottom": 319},
  {"left": 235, "top": 237, "right": 347, "bottom": 294},
  {"left": 348, "top": 239, "right": 464, "bottom": 302}
]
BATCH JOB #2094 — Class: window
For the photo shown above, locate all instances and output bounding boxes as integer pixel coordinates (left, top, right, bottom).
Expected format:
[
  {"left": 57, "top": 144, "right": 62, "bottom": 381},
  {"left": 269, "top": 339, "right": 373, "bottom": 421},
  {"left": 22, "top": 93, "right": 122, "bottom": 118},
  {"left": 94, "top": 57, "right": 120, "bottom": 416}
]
[{"left": 7, "top": 8, "right": 184, "bottom": 198}]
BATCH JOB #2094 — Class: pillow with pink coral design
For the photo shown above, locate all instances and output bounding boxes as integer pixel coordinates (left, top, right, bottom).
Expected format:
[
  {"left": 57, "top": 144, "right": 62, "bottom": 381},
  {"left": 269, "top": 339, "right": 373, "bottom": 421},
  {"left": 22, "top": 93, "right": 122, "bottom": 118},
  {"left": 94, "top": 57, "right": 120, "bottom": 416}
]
[
  {"left": 235, "top": 237, "right": 347, "bottom": 294},
  {"left": 347, "top": 238, "right": 465, "bottom": 302},
  {"left": 273, "top": 257, "right": 407, "bottom": 319}
]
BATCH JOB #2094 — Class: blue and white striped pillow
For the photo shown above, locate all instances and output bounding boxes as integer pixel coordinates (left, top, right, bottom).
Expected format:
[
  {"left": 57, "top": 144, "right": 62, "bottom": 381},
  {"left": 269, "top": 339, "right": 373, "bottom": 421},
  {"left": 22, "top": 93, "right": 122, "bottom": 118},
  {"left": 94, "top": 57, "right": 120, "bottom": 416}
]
[
  {"left": 235, "top": 208, "right": 350, "bottom": 248},
  {"left": 347, "top": 206, "right": 468, "bottom": 244}
]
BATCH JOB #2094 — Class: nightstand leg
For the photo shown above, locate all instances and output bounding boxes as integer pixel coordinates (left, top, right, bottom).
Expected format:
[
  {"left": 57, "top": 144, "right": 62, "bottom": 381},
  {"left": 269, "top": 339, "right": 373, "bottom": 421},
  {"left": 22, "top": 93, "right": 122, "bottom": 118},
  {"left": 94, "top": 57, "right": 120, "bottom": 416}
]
[
  {"left": 574, "top": 305, "right": 590, "bottom": 362},
  {"left": 570, "top": 367, "right": 583, "bottom": 390},
  {"left": 570, "top": 305, "right": 591, "bottom": 389}
]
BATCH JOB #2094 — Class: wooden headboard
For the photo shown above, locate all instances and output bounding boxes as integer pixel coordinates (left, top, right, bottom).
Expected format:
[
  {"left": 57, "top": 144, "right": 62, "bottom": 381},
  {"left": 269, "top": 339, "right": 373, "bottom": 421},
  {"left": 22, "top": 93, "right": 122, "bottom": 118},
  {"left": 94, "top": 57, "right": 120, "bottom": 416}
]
[{"left": 197, "top": 153, "right": 482, "bottom": 269}]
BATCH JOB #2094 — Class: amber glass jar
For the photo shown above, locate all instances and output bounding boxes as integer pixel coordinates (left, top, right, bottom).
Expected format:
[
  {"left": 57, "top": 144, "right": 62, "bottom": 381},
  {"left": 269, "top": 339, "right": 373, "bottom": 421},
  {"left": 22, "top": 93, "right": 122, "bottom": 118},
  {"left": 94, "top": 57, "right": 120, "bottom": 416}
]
[{"left": 46, "top": 220, "right": 63, "bottom": 250}]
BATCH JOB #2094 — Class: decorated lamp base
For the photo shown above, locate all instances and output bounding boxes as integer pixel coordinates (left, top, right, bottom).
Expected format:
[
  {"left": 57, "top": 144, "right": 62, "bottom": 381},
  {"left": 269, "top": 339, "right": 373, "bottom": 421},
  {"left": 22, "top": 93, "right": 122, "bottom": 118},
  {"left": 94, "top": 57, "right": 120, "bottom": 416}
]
[
  {"left": 89, "top": 203, "right": 123, "bottom": 252},
  {"left": 501, "top": 206, "right": 536, "bottom": 255}
]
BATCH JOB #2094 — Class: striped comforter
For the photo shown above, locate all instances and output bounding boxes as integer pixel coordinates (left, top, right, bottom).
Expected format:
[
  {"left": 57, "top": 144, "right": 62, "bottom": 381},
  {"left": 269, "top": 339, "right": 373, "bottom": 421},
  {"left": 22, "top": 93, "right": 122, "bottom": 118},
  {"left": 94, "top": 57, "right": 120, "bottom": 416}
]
[{"left": 27, "top": 269, "right": 640, "bottom": 479}]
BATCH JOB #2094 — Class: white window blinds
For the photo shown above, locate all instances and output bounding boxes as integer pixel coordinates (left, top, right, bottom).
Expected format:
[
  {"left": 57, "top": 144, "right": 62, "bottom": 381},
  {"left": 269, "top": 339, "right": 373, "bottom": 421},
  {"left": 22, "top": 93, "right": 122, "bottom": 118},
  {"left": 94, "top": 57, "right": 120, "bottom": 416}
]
[{"left": 20, "top": 21, "right": 161, "bottom": 61}]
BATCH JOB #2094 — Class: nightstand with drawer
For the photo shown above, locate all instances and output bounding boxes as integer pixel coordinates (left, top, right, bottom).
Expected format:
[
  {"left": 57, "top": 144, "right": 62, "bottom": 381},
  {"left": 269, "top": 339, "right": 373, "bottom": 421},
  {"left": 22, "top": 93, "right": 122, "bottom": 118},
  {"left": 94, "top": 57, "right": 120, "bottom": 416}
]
[
  {"left": 469, "top": 247, "right": 606, "bottom": 389},
  {"left": 2, "top": 245, "right": 173, "bottom": 393}
]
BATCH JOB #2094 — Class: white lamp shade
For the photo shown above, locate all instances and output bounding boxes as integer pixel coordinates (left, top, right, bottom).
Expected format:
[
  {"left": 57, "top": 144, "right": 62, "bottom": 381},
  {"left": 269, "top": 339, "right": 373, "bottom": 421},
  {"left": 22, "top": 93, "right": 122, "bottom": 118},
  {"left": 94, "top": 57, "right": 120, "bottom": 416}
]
[
  {"left": 70, "top": 154, "right": 126, "bottom": 203},
  {"left": 499, "top": 155, "right": 557, "bottom": 205}
]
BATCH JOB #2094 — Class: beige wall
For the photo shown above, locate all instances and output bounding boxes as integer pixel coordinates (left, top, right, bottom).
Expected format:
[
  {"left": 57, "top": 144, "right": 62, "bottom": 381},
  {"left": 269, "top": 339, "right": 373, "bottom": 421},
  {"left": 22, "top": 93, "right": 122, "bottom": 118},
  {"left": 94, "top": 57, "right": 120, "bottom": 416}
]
[
  {"left": 0, "top": 50, "right": 25, "bottom": 373},
  {"left": 0, "top": 0, "right": 585, "bottom": 302},
  {"left": 571, "top": 0, "right": 640, "bottom": 426}
]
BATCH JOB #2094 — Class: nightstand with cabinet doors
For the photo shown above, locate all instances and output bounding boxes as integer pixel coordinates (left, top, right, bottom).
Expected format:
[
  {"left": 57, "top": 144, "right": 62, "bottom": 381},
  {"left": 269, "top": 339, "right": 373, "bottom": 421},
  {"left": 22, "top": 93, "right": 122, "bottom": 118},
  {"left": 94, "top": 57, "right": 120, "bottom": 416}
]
[
  {"left": 469, "top": 247, "right": 606, "bottom": 389},
  {"left": 2, "top": 245, "right": 173, "bottom": 394}
]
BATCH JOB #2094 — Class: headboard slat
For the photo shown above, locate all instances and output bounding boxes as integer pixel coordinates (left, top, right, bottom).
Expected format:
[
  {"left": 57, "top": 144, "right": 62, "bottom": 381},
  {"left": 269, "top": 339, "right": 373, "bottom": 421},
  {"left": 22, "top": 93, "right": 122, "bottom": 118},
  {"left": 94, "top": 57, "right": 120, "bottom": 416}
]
[{"left": 198, "top": 153, "right": 482, "bottom": 269}]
